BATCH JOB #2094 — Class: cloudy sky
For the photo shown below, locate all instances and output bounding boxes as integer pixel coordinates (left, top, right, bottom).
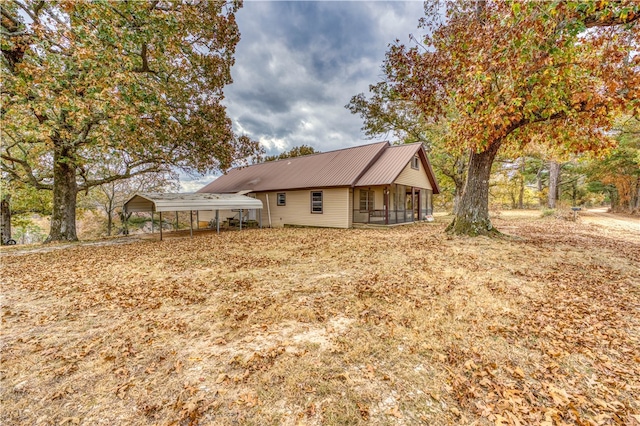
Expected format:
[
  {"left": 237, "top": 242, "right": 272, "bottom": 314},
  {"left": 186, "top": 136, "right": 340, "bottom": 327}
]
[{"left": 182, "top": 0, "right": 425, "bottom": 190}]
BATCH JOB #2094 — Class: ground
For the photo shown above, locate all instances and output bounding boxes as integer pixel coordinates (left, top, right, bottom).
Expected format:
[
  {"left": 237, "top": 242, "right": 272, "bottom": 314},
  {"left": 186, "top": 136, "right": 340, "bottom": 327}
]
[{"left": 1, "top": 210, "right": 639, "bottom": 425}]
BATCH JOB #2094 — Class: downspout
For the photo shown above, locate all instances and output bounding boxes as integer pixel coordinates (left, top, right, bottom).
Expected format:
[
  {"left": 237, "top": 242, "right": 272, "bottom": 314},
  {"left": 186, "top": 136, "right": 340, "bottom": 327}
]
[{"left": 266, "top": 193, "right": 272, "bottom": 228}]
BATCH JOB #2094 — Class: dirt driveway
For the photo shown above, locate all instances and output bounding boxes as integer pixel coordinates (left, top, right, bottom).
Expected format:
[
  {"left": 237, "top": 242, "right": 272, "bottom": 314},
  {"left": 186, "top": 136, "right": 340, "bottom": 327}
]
[{"left": 579, "top": 207, "right": 639, "bottom": 237}]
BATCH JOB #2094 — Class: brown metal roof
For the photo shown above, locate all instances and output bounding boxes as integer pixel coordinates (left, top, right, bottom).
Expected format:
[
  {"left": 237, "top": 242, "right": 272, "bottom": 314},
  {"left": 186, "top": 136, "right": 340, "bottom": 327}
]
[
  {"left": 355, "top": 143, "right": 422, "bottom": 187},
  {"left": 198, "top": 141, "right": 389, "bottom": 193},
  {"left": 198, "top": 141, "right": 440, "bottom": 194}
]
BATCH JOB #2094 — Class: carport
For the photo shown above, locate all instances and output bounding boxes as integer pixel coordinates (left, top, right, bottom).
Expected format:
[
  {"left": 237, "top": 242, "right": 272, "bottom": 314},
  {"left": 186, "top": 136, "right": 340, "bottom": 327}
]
[{"left": 123, "top": 192, "right": 263, "bottom": 240}]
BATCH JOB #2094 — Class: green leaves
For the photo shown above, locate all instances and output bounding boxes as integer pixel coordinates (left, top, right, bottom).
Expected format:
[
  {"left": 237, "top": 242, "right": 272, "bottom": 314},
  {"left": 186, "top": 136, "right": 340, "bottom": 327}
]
[{"left": 1, "top": 0, "right": 259, "bottom": 241}]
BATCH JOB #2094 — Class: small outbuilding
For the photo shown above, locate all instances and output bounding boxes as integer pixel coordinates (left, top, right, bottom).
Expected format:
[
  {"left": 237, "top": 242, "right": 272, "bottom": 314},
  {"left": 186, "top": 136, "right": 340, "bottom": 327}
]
[{"left": 123, "top": 192, "right": 263, "bottom": 239}]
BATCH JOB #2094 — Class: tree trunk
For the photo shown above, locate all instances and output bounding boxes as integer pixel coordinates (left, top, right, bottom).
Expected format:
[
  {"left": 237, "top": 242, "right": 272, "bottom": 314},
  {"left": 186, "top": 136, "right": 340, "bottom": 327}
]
[
  {"left": 452, "top": 188, "right": 462, "bottom": 215},
  {"left": 107, "top": 208, "right": 113, "bottom": 236},
  {"left": 45, "top": 146, "right": 78, "bottom": 243},
  {"left": 631, "top": 176, "right": 640, "bottom": 213},
  {"left": 451, "top": 154, "right": 467, "bottom": 215},
  {"left": 518, "top": 158, "right": 525, "bottom": 209},
  {"left": 547, "top": 161, "right": 561, "bottom": 209},
  {"left": 447, "top": 141, "right": 502, "bottom": 236},
  {"left": 536, "top": 165, "right": 544, "bottom": 207},
  {"left": 1, "top": 194, "right": 11, "bottom": 244}
]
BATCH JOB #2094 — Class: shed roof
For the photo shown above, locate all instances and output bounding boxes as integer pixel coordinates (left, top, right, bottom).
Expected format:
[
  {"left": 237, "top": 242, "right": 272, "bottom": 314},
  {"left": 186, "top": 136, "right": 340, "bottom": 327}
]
[
  {"left": 197, "top": 141, "right": 389, "bottom": 193},
  {"left": 124, "top": 192, "right": 263, "bottom": 213}
]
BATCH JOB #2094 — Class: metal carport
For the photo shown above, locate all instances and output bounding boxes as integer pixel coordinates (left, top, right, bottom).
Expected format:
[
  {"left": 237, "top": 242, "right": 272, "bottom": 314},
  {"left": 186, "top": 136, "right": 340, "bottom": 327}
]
[{"left": 123, "top": 192, "right": 263, "bottom": 240}]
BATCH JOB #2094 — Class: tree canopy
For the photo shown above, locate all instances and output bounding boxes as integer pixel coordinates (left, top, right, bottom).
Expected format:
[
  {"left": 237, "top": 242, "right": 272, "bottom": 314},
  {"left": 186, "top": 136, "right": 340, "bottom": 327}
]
[
  {"left": 1, "top": 0, "right": 260, "bottom": 242},
  {"left": 263, "top": 145, "right": 319, "bottom": 162},
  {"left": 377, "top": 0, "right": 639, "bottom": 235}
]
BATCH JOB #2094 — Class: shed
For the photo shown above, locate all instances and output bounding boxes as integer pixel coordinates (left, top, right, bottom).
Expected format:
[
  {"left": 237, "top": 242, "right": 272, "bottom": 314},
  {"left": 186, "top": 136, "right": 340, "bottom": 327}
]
[{"left": 123, "top": 192, "right": 263, "bottom": 239}]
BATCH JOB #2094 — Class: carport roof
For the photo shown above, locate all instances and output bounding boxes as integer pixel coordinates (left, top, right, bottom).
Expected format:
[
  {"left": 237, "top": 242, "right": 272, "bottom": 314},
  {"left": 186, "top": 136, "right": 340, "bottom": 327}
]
[{"left": 124, "top": 192, "right": 263, "bottom": 213}]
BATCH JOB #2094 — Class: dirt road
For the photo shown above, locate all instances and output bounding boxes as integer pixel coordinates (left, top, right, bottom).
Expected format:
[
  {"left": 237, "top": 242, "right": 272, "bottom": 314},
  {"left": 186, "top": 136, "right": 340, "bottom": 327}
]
[{"left": 580, "top": 207, "right": 639, "bottom": 234}]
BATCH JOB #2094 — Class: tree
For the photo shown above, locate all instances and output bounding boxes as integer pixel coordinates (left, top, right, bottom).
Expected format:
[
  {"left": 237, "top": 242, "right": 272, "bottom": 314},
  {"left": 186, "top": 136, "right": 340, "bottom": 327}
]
[
  {"left": 587, "top": 116, "right": 640, "bottom": 213},
  {"left": 263, "top": 145, "right": 319, "bottom": 162},
  {"left": 1, "top": 0, "right": 260, "bottom": 242},
  {"left": 383, "top": 0, "right": 639, "bottom": 235},
  {"left": 347, "top": 82, "right": 468, "bottom": 213},
  {"left": 93, "top": 171, "right": 177, "bottom": 236},
  {"left": 0, "top": 193, "right": 11, "bottom": 244}
]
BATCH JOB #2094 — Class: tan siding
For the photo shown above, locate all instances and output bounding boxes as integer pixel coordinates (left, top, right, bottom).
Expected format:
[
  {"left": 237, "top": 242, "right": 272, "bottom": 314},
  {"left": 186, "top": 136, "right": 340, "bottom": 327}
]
[
  {"left": 257, "top": 188, "right": 350, "bottom": 228},
  {"left": 394, "top": 160, "right": 433, "bottom": 190}
]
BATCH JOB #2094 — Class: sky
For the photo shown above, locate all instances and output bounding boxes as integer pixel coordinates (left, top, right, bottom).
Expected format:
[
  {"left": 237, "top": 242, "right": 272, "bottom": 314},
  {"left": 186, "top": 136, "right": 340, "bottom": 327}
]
[{"left": 181, "top": 0, "right": 425, "bottom": 191}]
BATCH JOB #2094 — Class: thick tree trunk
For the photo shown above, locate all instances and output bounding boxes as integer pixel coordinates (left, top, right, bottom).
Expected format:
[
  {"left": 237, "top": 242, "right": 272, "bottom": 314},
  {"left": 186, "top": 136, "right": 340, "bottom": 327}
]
[
  {"left": 1, "top": 194, "right": 11, "bottom": 244},
  {"left": 446, "top": 141, "right": 502, "bottom": 236},
  {"left": 547, "top": 161, "right": 561, "bottom": 209},
  {"left": 45, "top": 146, "right": 78, "bottom": 243}
]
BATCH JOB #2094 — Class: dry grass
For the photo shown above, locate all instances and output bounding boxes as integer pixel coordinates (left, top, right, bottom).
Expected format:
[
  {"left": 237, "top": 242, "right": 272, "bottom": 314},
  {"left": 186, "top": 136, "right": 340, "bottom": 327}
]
[{"left": 1, "top": 212, "right": 639, "bottom": 425}]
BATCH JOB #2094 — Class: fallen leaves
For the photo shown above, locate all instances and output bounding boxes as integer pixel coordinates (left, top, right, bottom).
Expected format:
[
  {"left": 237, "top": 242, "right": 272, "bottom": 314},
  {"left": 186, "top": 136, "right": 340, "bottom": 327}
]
[{"left": 0, "top": 215, "right": 638, "bottom": 425}]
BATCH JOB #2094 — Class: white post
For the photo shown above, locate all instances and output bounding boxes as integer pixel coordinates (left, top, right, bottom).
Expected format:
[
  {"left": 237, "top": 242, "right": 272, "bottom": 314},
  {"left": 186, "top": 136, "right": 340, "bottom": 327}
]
[
  {"left": 266, "top": 194, "right": 272, "bottom": 228},
  {"left": 216, "top": 210, "right": 220, "bottom": 234}
]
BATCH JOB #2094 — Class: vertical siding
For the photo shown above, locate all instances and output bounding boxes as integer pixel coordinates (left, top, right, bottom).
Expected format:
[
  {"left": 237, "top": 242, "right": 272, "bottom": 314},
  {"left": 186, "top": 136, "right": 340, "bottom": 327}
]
[
  {"left": 394, "top": 161, "right": 433, "bottom": 190},
  {"left": 257, "top": 188, "right": 350, "bottom": 228}
]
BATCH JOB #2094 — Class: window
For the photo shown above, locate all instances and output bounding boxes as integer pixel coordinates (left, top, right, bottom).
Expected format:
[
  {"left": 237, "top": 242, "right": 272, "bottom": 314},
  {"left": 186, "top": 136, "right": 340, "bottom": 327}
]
[
  {"left": 277, "top": 192, "right": 286, "bottom": 206},
  {"left": 411, "top": 155, "right": 420, "bottom": 170},
  {"left": 311, "top": 191, "right": 323, "bottom": 213},
  {"left": 359, "top": 189, "right": 374, "bottom": 211}
]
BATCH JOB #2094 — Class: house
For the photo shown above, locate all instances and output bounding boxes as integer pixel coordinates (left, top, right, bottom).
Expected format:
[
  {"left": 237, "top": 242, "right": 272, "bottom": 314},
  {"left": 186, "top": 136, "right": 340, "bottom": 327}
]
[{"left": 197, "top": 141, "right": 440, "bottom": 228}]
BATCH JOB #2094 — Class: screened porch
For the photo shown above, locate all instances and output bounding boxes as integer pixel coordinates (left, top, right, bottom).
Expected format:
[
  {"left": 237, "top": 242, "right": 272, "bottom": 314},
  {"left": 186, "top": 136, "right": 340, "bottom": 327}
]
[{"left": 353, "top": 185, "right": 433, "bottom": 225}]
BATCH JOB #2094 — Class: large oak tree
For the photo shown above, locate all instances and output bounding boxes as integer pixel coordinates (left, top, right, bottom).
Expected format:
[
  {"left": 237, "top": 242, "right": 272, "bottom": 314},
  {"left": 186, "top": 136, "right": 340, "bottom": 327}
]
[
  {"left": 383, "top": 0, "right": 639, "bottom": 235},
  {"left": 1, "top": 0, "right": 259, "bottom": 242}
]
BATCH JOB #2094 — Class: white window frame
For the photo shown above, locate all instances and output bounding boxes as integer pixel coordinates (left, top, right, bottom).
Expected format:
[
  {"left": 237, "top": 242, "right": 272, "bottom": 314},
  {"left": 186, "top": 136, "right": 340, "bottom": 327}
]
[
  {"left": 310, "top": 191, "right": 323, "bottom": 214},
  {"left": 411, "top": 155, "right": 420, "bottom": 170}
]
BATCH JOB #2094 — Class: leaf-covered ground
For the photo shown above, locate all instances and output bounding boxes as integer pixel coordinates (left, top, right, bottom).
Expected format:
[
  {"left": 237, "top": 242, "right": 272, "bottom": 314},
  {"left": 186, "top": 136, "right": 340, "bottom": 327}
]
[{"left": 1, "top": 211, "right": 639, "bottom": 425}]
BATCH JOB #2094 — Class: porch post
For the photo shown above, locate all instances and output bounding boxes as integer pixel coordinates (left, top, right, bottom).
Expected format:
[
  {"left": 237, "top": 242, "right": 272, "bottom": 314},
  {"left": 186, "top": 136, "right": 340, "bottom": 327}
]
[
  {"left": 189, "top": 210, "right": 193, "bottom": 238},
  {"left": 159, "top": 211, "right": 163, "bottom": 241},
  {"left": 196, "top": 211, "right": 200, "bottom": 230},
  {"left": 216, "top": 210, "right": 220, "bottom": 234},
  {"left": 411, "top": 187, "right": 416, "bottom": 222},
  {"left": 385, "top": 186, "right": 389, "bottom": 225},
  {"left": 239, "top": 209, "right": 243, "bottom": 230},
  {"left": 175, "top": 211, "right": 179, "bottom": 230},
  {"left": 151, "top": 211, "right": 154, "bottom": 234}
]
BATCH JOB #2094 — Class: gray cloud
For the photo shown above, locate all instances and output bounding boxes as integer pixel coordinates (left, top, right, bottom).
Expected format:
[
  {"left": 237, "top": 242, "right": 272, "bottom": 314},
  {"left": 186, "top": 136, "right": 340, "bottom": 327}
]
[
  {"left": 224, "top": 1, "right": 424, "bottom": 153},
  {"left": 180, "top": 1, "right": 424, "bottom": 190}
]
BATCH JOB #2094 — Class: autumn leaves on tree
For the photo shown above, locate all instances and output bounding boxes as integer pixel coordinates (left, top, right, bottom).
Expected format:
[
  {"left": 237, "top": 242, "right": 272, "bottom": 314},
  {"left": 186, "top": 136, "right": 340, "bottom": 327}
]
[
  {"left": 1, "top": 0, "right": 259, "bottom": 242},
  {"left": 355, "top": 0, "right": 639, "bottom": 235},
  {"left": 2, "top": 1, "right": 638, "bottom": 242}
]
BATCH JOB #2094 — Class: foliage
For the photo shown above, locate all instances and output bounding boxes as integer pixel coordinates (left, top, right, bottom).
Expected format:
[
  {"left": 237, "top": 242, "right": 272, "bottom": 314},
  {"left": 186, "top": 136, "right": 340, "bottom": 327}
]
[
  {"left": 263, "top": 145, "right": 319, "bottom": 162},
  {"left": 11, "top": 214, "right": 46, "bottom": 244},
  {"left": 381, "top": 0, "right": 639, "bottom": 235},
  {"left": 1, "top": 214, "right": 639, "bottom": 424},
  {"left": 586, "top": 116, "right": 640, "bottom": 213},
  {"left": 347, "top": 82, "right": 467, "bottom": 213},
  {"left": 1, "top": 0, "right": 260, "bottom": 242}
]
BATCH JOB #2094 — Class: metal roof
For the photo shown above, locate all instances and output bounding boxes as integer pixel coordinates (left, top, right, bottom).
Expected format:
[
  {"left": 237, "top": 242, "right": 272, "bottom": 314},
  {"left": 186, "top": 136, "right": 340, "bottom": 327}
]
[
  {"left": 355, "top": 143, "right": 422, "bottom": 186},
  {"left": 198, "top": 141, "right": 389, "bottom": 193},
  {"left": 197, "top": 141, "right": 440, "bottom": 194},
  {"left": 124, "top": 192, "right": 263, "bottom": 213},
  {"left": 356, "top": 143, "right": 441, "bottom": 193}
]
